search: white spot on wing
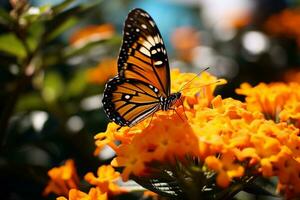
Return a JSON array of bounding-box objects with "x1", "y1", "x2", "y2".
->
[
  {"x1": 125, "y1": 95, "x2": 131, "y2": 99},
  {"x1": 140, "y1": 46, "x2": 151, "y2": 57},
  {"x1": 154, "y1": 60, "x2": 163, "y2": 65},
  {"x1": 149, "y1": 21, "x2": 155, "y2": 27},
  {"x1": 147, "y1": 36, "x2": 155, "y2": 45},
  {"x1": 141, "y1": 24, "x2": 147, "y2": 29},
  {"x1": 154, "y1": 36, "x2": 160, "y2": 44},
  {"x1": 151, "y1": 49, "x2": 157, "y2": 54},
  {"x1": 143, "y1": 40, "x2": 152, "y2": 49}
]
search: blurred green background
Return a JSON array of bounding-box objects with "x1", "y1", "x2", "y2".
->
[{"x1": 0, "y1": 0, "x2": 300, "y2": 199}]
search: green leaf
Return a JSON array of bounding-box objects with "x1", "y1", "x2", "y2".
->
[
  {"x1": 0, "y1": 34, "x2": 26, "y2": 58},
  {"x1": 16, "y1": 93, "x2": 45, "y2": 112},
  {"x1": 46, "y1": 16, "x2": 78, "y2": 41},
  {"x1": 42, "y1": 71, "x2": 65, "y2": 103},
  {"x1": 26, "y1": 22, "x2": 45, "y2": 52},
  {"x1": 66, "y1": 69, "x2": 87, "y2": 98},
  {"x1": 21, "y1": 5, "x2": 52, "y2": 23},
  {"x1": 44, "y1": 0, "x2": 102, "y2": 42},
  {"x1": 51, "y1": 0, "x2": 76, "y2": 14}
]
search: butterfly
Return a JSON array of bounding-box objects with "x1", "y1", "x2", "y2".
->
[{"x1": 102, "y1": 8, "x2": 181, "y2": 128}]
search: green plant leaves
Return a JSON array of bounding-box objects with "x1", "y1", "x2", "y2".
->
[
  {"x1": 42, "y1": 71, "x2": 65, "y2": 103},
  {"x1": 46, "y1": 16, "x2": 78, "y2": 42},
  {"x1": 51, "y1": 0, "x2": 76, "y2": 14},
  {"x1": 0, "y1": 34, "x2": 27, "y2": 58},
  {"x1": 66, "y1": 69, "x2": 88, "y2": 98}
]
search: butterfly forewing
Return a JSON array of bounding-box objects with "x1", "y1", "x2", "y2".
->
[
  {"x1": 102, "y1": 8, "x2": 174, "y2": 127},
  {"x1": 118, "y1": 8, "x2": 170, "y2": 96},
  {"x1": 103, "y1": 76, "x2": 160, "y2": 127}
]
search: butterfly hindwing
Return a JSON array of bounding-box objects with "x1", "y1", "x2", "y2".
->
[
  {"x1": 103, "y1": 76, "x2": 161, "y2": 127},
  {"x1": 118, "y1": 8, "x2": 170, "y2": 97}
]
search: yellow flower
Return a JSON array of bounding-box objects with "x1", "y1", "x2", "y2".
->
[
  {"x1": 97, "y1": 70, "x2": 300, "y2": 197},
  {"x1": 111, "y1": 111, "x2": 199, "y2": 180},
  {"x1": 97, "y1": 71, "x2": 247, "y2": 183},
  {"x1": 57, "y1": 188, "x2": 107, "y2": 200},
  {"x1": 43, "y1": 159, "x2": 79, "y2": 197},
  {"x1": 205, "y1": 151, "x2": 244, "y2": 188},
  {"x1": 279, "y1": 101, "x2": 300, "y2": 128},
  {"x1": 84, "y1": 165, "x2": 123, "y2": 195},
  {"x1": 170, "y1": 69, "x2": 226, "y2": 109},
  {"x1": 236, "y1": 82, "x2": 300, "y2": 121}
]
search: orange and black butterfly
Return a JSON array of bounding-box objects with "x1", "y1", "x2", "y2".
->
[{"x1": 102, "y1": 8, "x2": 181, "y2": 127}]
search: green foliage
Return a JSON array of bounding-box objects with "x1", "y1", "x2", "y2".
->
[
  {"x1": 66, "y1": 69, "x2": 88, "y2": 98},
  {"x1": 42, "y1": 71, "x2": 65, "y2": 103},
  {"x1": 0, "y1": 0, "x2": 116, "y2": 199},
  {"x1": 0, "y1": 33, "x2": 27, "y2": 58}
]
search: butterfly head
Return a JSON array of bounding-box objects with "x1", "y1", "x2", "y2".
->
[{"x1": 169, "y1": 92, "x2": 182, "y2": 107}]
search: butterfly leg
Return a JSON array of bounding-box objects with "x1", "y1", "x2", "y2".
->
[
  {"x1": 145, "y1": 112, "x2": 156, "y2": 129},
  {"x1": 179, "y1": 98, "x2": 188, "y2": 120},
  {"x1": 169, "y1": 107, "x2": 185, "y2": 122}
]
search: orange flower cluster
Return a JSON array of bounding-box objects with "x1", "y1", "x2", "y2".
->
[
  {"x1": 236, "y1": 82, "x2": 300, "y2": 127},
  {"x1": 96, "y1": 70, "x2": 300, "y2": 198},
  {"x1": 86, "y1": 58, "x2": 117, "y2": 85},
  {"x1": 57, "y1": 188, "x2": 107, "y2": 200},
  {"x1": 94, "y1": 70, "x2": 226, "y2": 156},
  {"x1": 44, "y1": 160, "x2": 123, "y2": 200},
  {"x1": 84, "y1": 165, "x2": 122, "y2": 195},
  {"x1": 43, "y1": 159, "x2": 79, "y2": 197},
  {"x1": 69, "y1": 24, "x2": 115, "y2": 48},
  {"x1": 170, "y1": 69, "x2": 227, "y2": 108},
  {"x1": 265, "y1": 8, "x2": 300, "y2": 46},
  {"x1": 236, "y1": 81, "x2": 300, "y2": 198}
]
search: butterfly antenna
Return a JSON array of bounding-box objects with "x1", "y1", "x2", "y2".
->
[
  {"x1": 178, "y1": 67, "x2": 210, "y2": 92},
  {"x1": 180, "y1": 80, "x2": 222, "y2": 91}
]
